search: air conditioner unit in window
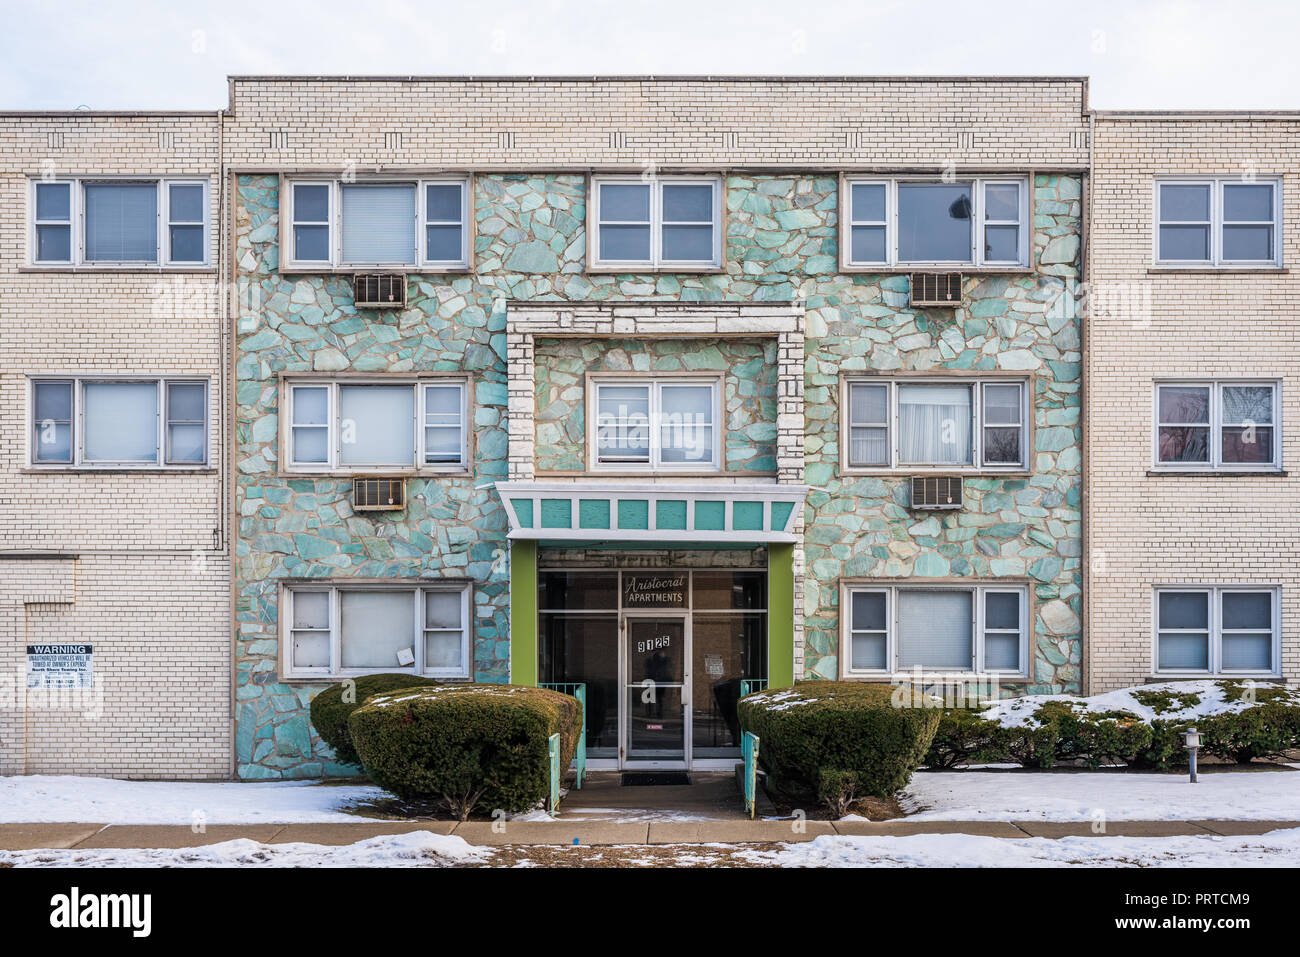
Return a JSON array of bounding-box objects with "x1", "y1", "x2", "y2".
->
[
  {"x1": 911, "y1": 475, "x2": 963, "y2": 510},
  {"x1": 353, "y1": 273, "x2": 407, "y2": 309},
  {"x1": 909, "y1": 272, "x2": 963, "y2": 308},
  {"x1": 353, "y1": 477, "x2": 406, "y2": 511}
]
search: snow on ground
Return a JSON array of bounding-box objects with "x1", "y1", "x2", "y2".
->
[
  {"x1": 4, "y1": 829, "x2": 1299, "y2": 868},
  {"x1": 0, "y1": 831, "x2": 489, "y2": 868},
  {"x1": 902, "y1": 767, "x2": 1300, "y2": 822},
  {"x1": 980, "y1": 679, "x2": 1299, "y2": 728},
  {"x1": 0, "y1": 775, "x2": 390, "y2": 825},
  {"x1": 4, "y1": 765, "x2": 1298, "y2": 827},
  {"x1": 740, "y1": 829, "x2": 1300, "y2": 868}
]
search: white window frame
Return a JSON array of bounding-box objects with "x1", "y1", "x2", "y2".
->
[
  {"x1": 1154, "y1": 177, "x2": 1283, "y2": 267},
  {"x1": 842, "y1": 176, "x2": 1031, "y2": 269},
  {"x1": 842, "y1": 377, "x2": 1030, "y2": 472},
  {"x1": 285, "y1": 378, "x2": 469, "y2": 473},
  {"x1": 842, "y1": 583, "x2": 1030, "y2": 678},
  {"x1": 1152, "y1": 586, "x2": 1280, "y2": 678},
  {"x1": 282, "y1": 176, "x2": 471, "y2": 270},
  {"x1": 589, "y1": 377, "x2": 722, "y2": 472},
  {"x1": 27, "y1": 375, "x2": 209, "y2": 469},
  {"x1": 1152, "y1": 380, "x2": 1280, "y2": 472},
  {"x1": 591, "y1": 175, "x2": 723, "y2": 269},
  {"x1": 27, "y1": 176, "x2": 210, "y2": 267},
  {"x1": 283, "y1": 583, "x2": 472, "y2": 680}
]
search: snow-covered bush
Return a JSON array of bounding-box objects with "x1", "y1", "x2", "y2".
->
[
  {"x1": 309, "y1": 673, "x2": 439, "y2": 767},
  {"x1": 738, "y1": 681, "x2": 942, "y2": 814},
  {"x1": 925, "y1": 680, "x2": 1300, "y2": 769},
  {"x1": 347, "y1": 684, "x2": 582, "y2": 819}
]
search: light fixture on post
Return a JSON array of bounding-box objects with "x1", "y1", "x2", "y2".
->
[{"x1": 1185, "y1": 727, "x2": 1202, "y2": 783}]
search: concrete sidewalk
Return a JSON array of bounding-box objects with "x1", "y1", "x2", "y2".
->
[{"x1": 3, "y1": 818, "x2": 1298, "y2": 850}]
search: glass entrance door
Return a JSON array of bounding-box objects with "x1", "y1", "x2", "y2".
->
[{"x1": 622, "y1": 616, "x2": 687, "y2": 766}]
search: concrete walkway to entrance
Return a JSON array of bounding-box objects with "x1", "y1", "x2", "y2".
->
[{"x1": 2, "y1": 818, "x2": 1297, "y2": 850}]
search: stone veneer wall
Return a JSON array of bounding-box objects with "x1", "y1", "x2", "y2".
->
[
  {"x1": 233, "y1": 170, "x2": 1082, "y2": 777},
  {"x1": 533, "y1": 337, "x2": 778, "y2": 474}
]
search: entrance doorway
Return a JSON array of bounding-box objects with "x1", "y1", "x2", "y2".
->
[
  {"x1": 623, "y1": 615, "x2": 687, "y2": 766},
  {"x1": 538, "y1": 567, "x2": 767, "y2": 770}
]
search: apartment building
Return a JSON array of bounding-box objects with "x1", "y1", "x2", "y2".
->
[
  {"x1": 226, "y1": 77, "x2": 1085, "y2": 777},
  {"x1": 24, "y1": 75, "x2": 1295, "y2": 780},
  {"x1": 0, "y1": 111, "x2": 230, "y2": 777},
  {"x1": 1087, "y1": 112, "x2": 1300, "y2": 691}
]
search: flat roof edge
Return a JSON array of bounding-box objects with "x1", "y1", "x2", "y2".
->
[
  {"x1": 1094, "y1": 110, "x2": 1300, "y2": 120},
  {"x1": 226, "y1": 73, "x2": 1091, "y2": 84}
]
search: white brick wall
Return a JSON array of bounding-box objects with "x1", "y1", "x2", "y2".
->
[
  {"x1": 0, "y1": 112, "x2": 230, "y2": 777},
  {"x1": 1088, "y1": 115, "x2": 1300, "y2": 691}
]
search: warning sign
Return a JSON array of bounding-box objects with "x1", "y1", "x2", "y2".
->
[{"x1": 26, "y1": 644, "x2": 94, "y2": 690}]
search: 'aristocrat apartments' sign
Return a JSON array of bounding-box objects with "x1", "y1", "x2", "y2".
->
[
  {"x1": 622, "y1": 574, "x2": 687, "y2": 608},
  {"x1": 26, "y1": 644, "x2": 94, "y2": 690}
]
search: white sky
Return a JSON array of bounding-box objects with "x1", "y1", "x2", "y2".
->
[{"x1": 0, "y1": 0, "x2": 1295, "y2": 111}]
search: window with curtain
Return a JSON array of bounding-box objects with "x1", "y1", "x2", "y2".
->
[
  {"x1": 286, "y1": 586, "x2": 469, "y2": 678},
  {"x1": 338, "y1": 384, "x2": 415, "y2": 466},
  {"x1": 341, "y1": 184, "x2": 417, "y2": 264},
  {"x1": 846, "y1": 378, "x2": 1027, "y2": 470},
  {"x1": 593, "y1": 379, "x2": 718, "y2": 469},
  {"x1": 898, "y1": 383, "x2": 973, "y2": 466},
  {"x1": 84, "y1": 182, "x2": 158, "y2": 262},
  {"x1": 1155, "y1": 381, "x2": 1278, "y2": 470},
  {"x1": 844, "y1": 585, "x2": 1027, "y2": 675},
  {"x1": 1156, "y1": 587, "x2": 1277, "y2": 675},
  {"x1": 898, "y1": 590, "x2": 974, "y2": 670},
  {"x1": 30, "y1": 377, "x2": 208, "y2": 468},
  {"x1": 848, "y1": 382, "x2": 889, "y2": 467},
  {"x1": 284, "y1": 177, "x2": 470, "y2": 268},
  {"x1": 286, "y1": 379, "x2": 469, "y2": 471},
  {"x1": 31, "y1": 177, "x2": 207, "y2": 266}
]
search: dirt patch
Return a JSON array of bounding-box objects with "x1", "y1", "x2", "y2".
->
[
  {"x1": 762, "y1": 788, "x2": 905, "y2": 821},
  {"x1": 479, "y1": 843, "x2": 781, "y2": 868}
]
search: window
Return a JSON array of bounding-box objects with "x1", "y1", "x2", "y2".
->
[
  {"x1": 1155, "y1": 587, "x2": 1278, "y2": 675},
  {"x1": 845, "y1": 584, "x2": 1029, "y2": 676},
  {"x1": 284, "y1": 177, "x2": 470, "y2": 269},
  {"x1": 844, "y1": 378, "x2": 1029, "y2": 471},
  {"x1": 592, "y1": 176, "x2": 722, "y2": 268},
  {"x1": 29, "y1": 177, "x2": 209, "y2": 266},
  {"x1": 592, "y1": 379, "x2": 719, "y2": 470},
  {"x1": 1154, "y1": 381, "x2": 1278, "y2": 470},
  {"x1": 844, "y1": 177, "x2": 1030, "y2": 267},
  {"x1": 285, "y1": 584, "x2": 471, "y2": 679},
  {"x1": 29, "y1": 377, "x2": 208, "y2": 468},
  {"x1": 286, "y1": 379, "x2": 468, "y2": 471},
  {"x1": 1156, "y1": 178, "x2": 1281, "y2": 266}
]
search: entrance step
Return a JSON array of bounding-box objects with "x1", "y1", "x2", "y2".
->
[{"x1": 621, "y1": 772, "x2": 691, "y2": 786}]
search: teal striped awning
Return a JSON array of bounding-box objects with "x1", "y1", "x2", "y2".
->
[{"x1": 495, "y1": 481, "x2": 807, "y2": 543}]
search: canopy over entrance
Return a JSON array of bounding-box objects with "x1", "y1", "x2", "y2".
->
[{"x1": 495, "y1": 481, "x2": 808, "y2": 544}]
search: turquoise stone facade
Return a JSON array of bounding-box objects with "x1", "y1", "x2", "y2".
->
[
  {"x1": 533, "y1": 336, "x2": 778, "y2": 474},
  {"x1": 233, "y1": 171, "x2": 1082, "y2": 778}
]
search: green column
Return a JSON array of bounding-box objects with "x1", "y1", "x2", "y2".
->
[
  {"x1": 509, "y1": 540, "x2": 539, "y2": 686},
  {"x1": 768, "y1": 542, "x2": 795, "y2": 688}
]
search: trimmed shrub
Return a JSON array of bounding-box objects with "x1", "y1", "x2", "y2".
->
[
  {"x1": 1202, "y1": 703, "x2": 1300, "y2": 763},
  {"x1": 738, "y1": 681, "x2": 941, "y2": 813},
  {"x1": 1048, "y1": 707, "x2": 1153, "y2": 769},
  {"x1": 924, "y1": 708, "x2": 1002, "y2": 768},
  {"x1": 348, "y1": 684, "x2": 582, "y2": 820},
  {"x1": 993, "y1": 719, "x2": 1061, "y2": 768},
  {"x1": 309, "y1": 673, "x2": 440, "y2": 767}
]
